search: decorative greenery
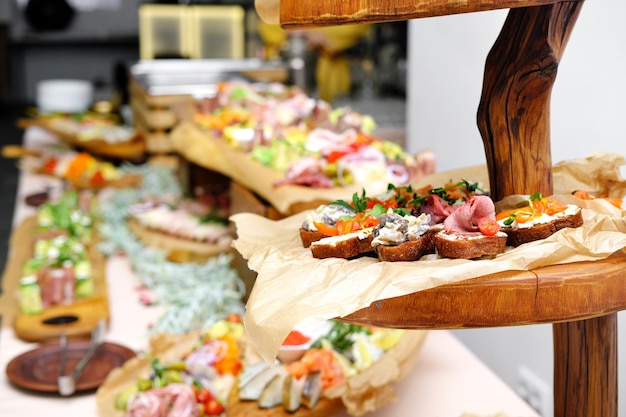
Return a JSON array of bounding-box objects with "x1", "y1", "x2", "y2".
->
[{"x1": 97, "y1": 164, "x2": 246, "y2": 334}]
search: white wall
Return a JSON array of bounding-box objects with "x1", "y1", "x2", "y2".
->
[{"x1": 406, "y1": 1, "x2": 626, "y2": 415}]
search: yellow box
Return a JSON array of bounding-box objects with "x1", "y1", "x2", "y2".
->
[
  {"x1": 139, "y1": 5, "x2": 192, "y2": 60},
  {"x1": 190, "y1": 6, "x2": 245, "y2": 59},
  {"x1": 139, "y1": 5, "x2": 245, "y2": 60}
]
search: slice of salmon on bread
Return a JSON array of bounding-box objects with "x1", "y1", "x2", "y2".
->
[
  {"x1": 310, "y1": 227, "x2": 376, "y2": 259},
  {"x1": 496, "y1": 194, "x2": 583, "y2": 247}
]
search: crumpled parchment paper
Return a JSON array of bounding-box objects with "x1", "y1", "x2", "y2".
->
[{"x1": 232, "y1": 152, "x2": 626, "y2": 362}]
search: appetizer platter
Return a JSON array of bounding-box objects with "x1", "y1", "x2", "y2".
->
[
  {"x1": 301, "y1": 184, "x2": 592, "y2": 261},
  {"x1": 0, "y1": 190, "x2": 109, "y2": 341},
  {"x1": 127, "y1": 197, "x2": 233, "y2": 264},
  {"x1": 96, "y1": 315, "x2": 427, "y2": 417},
  {"x1": 18, "y1": 111, "x2": 146, "y2": 160},
  {"x1": 3, "y1": 146, "x2": 143, "y2": 190},
  {"x1": 171, "y1": 80, "x2": 434, "y2": 216},
  {"x1": 231, "y1": 154, "x2": 626, "y2": 361}
]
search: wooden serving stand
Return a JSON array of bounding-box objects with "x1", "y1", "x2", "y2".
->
[{"x1": 259, "y1": 1, "x2": 624, "y2": 416}]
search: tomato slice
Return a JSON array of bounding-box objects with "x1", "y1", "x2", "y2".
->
[
  {"x1": 477, "y1": 218, "x2": 500, "y2": 236},
  {"x1": 326, "y1": 150, "x2": 349, "y2": 163}
]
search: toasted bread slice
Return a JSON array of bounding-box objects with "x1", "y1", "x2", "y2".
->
[
  {"x1": 434, "y1": 231, "x2": 507, "y2": 259},
  {"x1": 299, "y1": 228, "x2": 326, "y2": 248},
  {"x1": 502, "y1": 207, "x2": 583, "y2": 247},
  {"x1": 310, "y1": 228, "x2": 375, "y2": 259},
  {"x1": 375, "y1": 232, "x2": 435, "y2": 262}
]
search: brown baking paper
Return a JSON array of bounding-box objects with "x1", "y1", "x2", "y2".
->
[
  {"x1": 170, "y1": 121, "x2": 421, "y2": 215},
  {"x1": 231, "y1": 153, "x2": 626, "y2": 362},
  {"x1": 95, "y1": 329, "x2": 427, "y2": 417}
]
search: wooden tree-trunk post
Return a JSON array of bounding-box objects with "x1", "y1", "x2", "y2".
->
[
  {"x1": 478, "y1": 3, "x2": 618, "y2": 417},
  {"x1": 477, "y1": 2, "x2": 583, "y2": 200}
]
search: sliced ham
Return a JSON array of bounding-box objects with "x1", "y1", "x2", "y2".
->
[
  {"x1": 418, "y1": 194, "x2": 456, "y2": 225},
  {"x1": 126, "y1": 383, "x2": 197, "y2": 417},
  {"x1": 275, "y1": 156, "x2": 335, "y2": 188},
  {"x1": 443, "y1": 195, "x2": 497, "y2": 234}
]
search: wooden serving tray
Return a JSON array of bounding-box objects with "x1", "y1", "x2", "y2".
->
[
  {"x1": 18, "y1": 118, "x2": 146, "y2": 161},
  {"x1": 128, "y1": 217, "x2": 233, "y2": 264},
  {"x1": 96, "y1": 329, "x2": 427, "y2": 417},
  {"x1": 0, "y1": 216, "x2": 109, "y2": 342}
]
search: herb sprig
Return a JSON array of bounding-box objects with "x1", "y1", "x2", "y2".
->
[
  {"x1": 410, "y1": 179, "x2": 484, "y2": 208},
  {"x1": 311, "y1": 320, "x2": 371, "y2": 355}
]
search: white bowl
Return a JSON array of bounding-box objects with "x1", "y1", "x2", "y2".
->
[
  {"x1": 277, "y1": 341, "x2": 312, "y2": 364},
  {"x1": 37, "y1": 79, "x2": 94, "y2": 114}
]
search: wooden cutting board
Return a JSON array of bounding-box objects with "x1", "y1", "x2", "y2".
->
[{"x1": 0, "y1": 216, "x2": 109, "y2": 342}]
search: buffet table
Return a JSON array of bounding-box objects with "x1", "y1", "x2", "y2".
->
[{"x1": 0, "y1": 127, "x2": 541, "y2": 416}]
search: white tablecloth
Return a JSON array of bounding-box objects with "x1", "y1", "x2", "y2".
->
[{"x1": 0, "y1": 128, "x2": 540, "y2": 417}]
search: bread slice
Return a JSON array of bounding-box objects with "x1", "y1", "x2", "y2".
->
[
  {"x1": 310, "y1": 228, "x2": 375, "y2": 259},
  {"x1": 502, "y1": 208, "x2": 583, "y2": 247},
  {"x1": 375, "y1": 232, "x2": 435, "y2": 262},
  {"x1": 434, "y1": 231, "x2": 507, "y2": 259},
  {"x1": 299, "y1": 228, "x2": 326, "y2": 248}
]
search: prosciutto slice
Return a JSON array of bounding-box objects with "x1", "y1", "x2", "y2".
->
[{"x1": 443, "y1": 195, "x2": 496, "y2": 234}]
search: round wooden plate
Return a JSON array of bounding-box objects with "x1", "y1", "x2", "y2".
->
[{"x1": 6, "y1": 340, "x2": 136, "y2": 394}]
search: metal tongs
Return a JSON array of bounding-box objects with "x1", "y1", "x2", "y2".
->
[{"x1": 58, "y1": 319, "x2": 106, "y2": 396}]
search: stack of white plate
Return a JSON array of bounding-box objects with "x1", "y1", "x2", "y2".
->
[{"x1": 36, "y1": 79, "x2": 94, "y2": 114}]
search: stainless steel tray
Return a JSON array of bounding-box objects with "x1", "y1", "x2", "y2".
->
[{"x1": 130, "y1": 59, "x2": 288, "y2": 97}]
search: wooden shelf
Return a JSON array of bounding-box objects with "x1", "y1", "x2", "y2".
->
[
  {"x1": 272, "y1": 0, "x2": 570, "y2": 28},
  {"x1": 343, "y1": 249, "x2": 626, "y2": 329}
]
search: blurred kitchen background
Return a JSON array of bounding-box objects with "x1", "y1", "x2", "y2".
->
[
  {"x1": 0, "y1": 1, "x2": 407, "y2": 113},
  {"x1": 0, "y1": 1, "x2": 624, "y2": 416}
]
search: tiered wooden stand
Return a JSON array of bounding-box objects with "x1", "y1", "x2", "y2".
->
[{"x1": 258, "y1": 1, "x2": 624, "y2": 416}]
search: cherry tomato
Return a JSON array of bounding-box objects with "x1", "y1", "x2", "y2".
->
[
  {"x1": 204, "y1": 399, "x2": 225, "y2": 415},
  {"x1": 196, "y1": 388, "x2": 213, "y2": 404},
  {"x1": 90, "y1": 170, "x2": 105, "y2": 184},
  {"x1": 43, "y1": 157, "x2": 58, "y2": 174},
  {"x1": 477, "y1": 218, "x2": 500, "y2": 236},
  {"x1": 225, "y1": 313, "x2": 242, "y2": 323}
]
